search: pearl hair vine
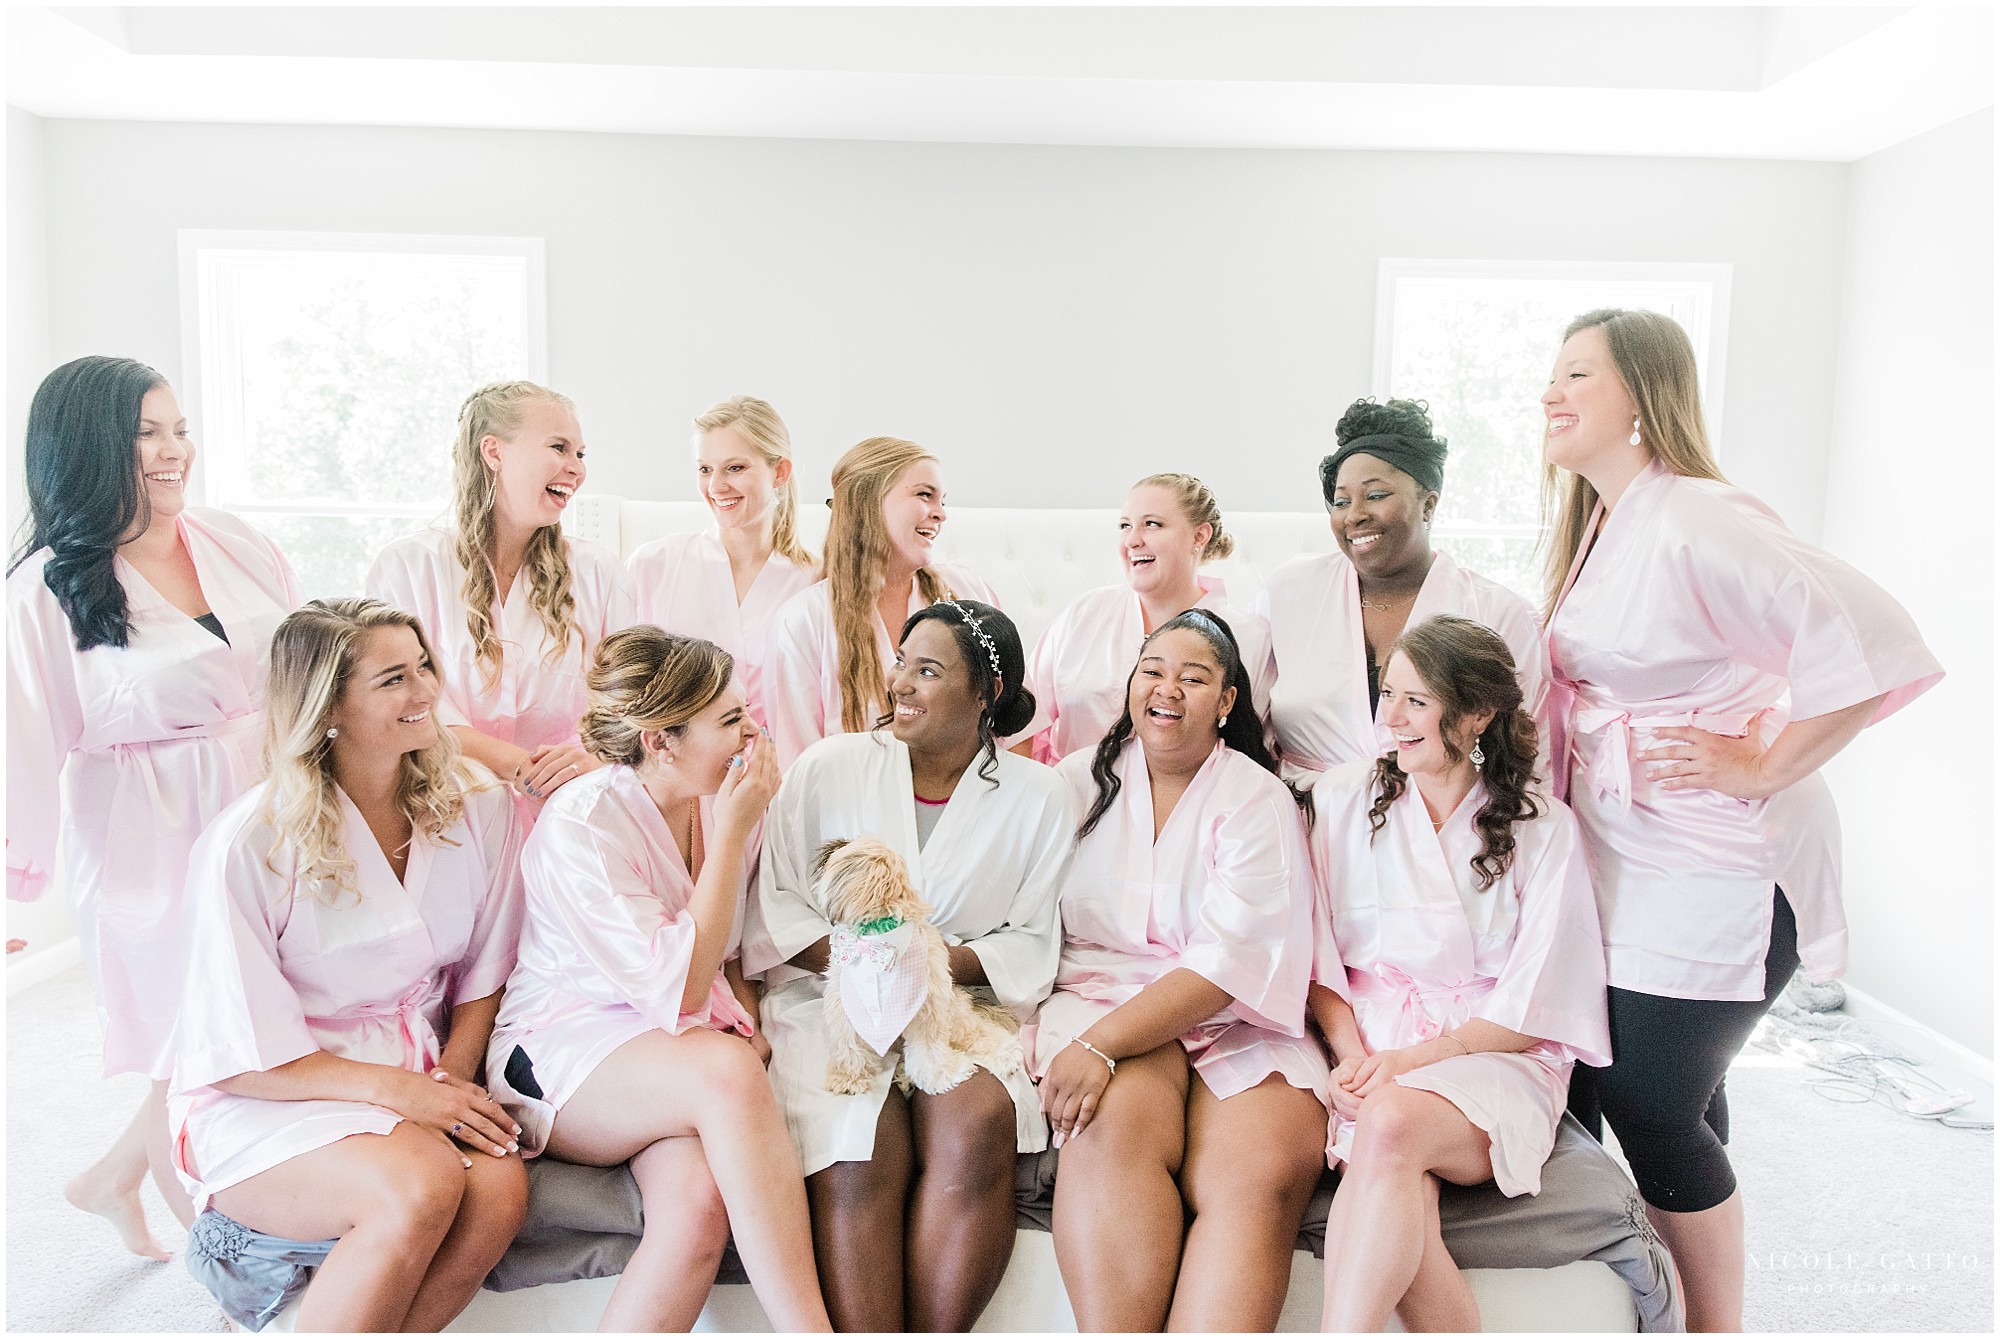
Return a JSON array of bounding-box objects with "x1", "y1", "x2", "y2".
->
[{"x1": 934, "y1": 599, "x2": 1003, "y2": 677}]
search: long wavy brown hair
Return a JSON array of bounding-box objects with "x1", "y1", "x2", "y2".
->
[
  {"x1": 259, "y1": 599, "x2": 481, "y2": 902},
  {"x1": 825, "y1": 437, "x2": 956, "y2": 733},
  {"x1": 1367, "y1": 614, "x2": 1542, "y2": 891},
  {"x1": 1541, "y1": 308, "x2": 1725, "y2": 618},
  {"x1": 450, "y1": 380, "x2": 580, "y2": 688}
]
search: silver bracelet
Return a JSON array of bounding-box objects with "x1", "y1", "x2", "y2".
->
[
  {"x1": 1069, "y1": 1037, "x2": 1116, "y2": 1075},
  {"x1": 1439, "y1": 1033, "x2": 1469, "y2": 1057}
]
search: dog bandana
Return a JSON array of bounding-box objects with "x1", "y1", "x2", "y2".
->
[{"x1": 831, "y1": 921, "x2": 929, "y2": 1056}]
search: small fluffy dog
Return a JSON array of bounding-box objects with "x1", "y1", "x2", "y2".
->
[{"x1": 816, "y1": 837, "x2": 1023, "y2": 1096}]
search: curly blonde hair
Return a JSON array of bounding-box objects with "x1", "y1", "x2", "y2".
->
[
  {"x1": 825, "y1": 437, "x2": 957, "y2": 733},
  {"x1": 1131, "y1": 471, "x2": 1235, "y2": 562},
  {"x1": 451, "y1": 380, "x2": 581, "y2": 688},
  {"x1": 578, "y1": 627, "x2": 737, "y2": 767},
  {"x1": 259, "y1": 599, "x2": 481, "y2": 902},
  {"x1": 693, "y1": 396, "x2": 818, "y2": 574}
]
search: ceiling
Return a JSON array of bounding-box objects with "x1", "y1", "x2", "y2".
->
[{"x1": 5, "y1": 4, "x2": 1992, "y2": 161}]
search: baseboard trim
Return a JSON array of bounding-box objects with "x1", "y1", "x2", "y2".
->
[
  {"x1": 1838, "y1": 982, "x2": 1994, "y2": 1085},
  {"x1": 6, "y1": 937, "x2": 81, "y2": 997}
]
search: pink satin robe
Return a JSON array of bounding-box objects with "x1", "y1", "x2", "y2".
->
[
  {"x1": 1255, "y1": 549, "x2": 1548, "y2": 784},
  {"x1": 1022, "y1": 578, "x2": 1276, "y2": 763},
  {"x1": 1546, "y1": 462, "x2": 1942, "y2": 1000},
  {"x1": 486, "y1": 765, "x2": 756, "y2": 1156},
  {"x1": 1309, "y1": 765, "x2": 1610, "y2": 1196},
  {"x1": 765, "y1": 563, "x2": 999, "y2": 768},
  {"x1": 366, "y1": 527, "x2": 635, "y2": 755},
  {"x1": 7, "y1": 508, "x2": 302, "y2": 1078},
  {"x1": 626, "y1": 531, "x2": 815, "y2": 731},
  {"x1": 1028, "y1": 741, "x2": 1321, "y2": 1100},
  {"x1": 169, "y1": 778, "x2": 524, "y2": 1210}
]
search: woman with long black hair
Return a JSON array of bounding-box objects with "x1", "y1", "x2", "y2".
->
[{"x1": 7, "y1": 356, "x2": 302, "y2": 1258}]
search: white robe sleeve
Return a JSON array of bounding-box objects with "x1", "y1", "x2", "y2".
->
[
  {"x1": 174, "y1": 807, "x2": 321, "y2": 1090},
  {"x1": 1474, "y1": 804, "x2": 1612, "y2": 1066},
  {"x1": 742, "y1": 759, "x2": 834, "y2": 976},
  {"x1": 964, "y1": 783, "x2": 1075, "y2": 1018},
  {"x1": 447, "y1": 781, "x2": 527, "y2": 1006},
  {"x1": 5, "y1": 583, "x2": 83, "y2": 902},
  {"x1": 1182, "y1": 788, "x2": 1314, "y2": 1035},
  {"x1": 524, "y1": 806, "x2": 705, "y2": 1037}
]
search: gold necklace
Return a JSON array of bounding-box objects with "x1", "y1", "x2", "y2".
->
[{"x1": 1358, "y1": 590, "x2": 1418, "y2": 611}]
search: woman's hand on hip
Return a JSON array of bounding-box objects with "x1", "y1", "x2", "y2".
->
[{"x1": 1641, "y1": 714, "x2": 1773, "y2": 800}]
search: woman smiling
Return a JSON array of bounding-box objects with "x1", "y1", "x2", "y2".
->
[{"x1": 1257, "y1": 398, "x2": 1546, "y2": 783}]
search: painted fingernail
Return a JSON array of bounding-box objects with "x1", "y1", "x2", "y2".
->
[
  {"x1": 513, "y1": 1125, "x2": 523, "y2": 1136},
  {"x1": 462, "y1": 1157, "x2": 473, "y2": 1168},
  {"x1": 507, "y1": 1141, "x2": 519, "y2": 1152}
]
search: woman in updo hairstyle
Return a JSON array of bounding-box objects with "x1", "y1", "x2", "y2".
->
[
  {"x1": 1021, "y1": 471, "x2": 1275, "y2": 763},
  {"x1": 747, "y1": 599, "x2": 1076, "y2": 1331},
  {"x1": 1256, "y1": 397, "x2": 1547, "y2": 782},
  {"x1": 487, "y1": 626, "x2": 829, "y2": 1331}
]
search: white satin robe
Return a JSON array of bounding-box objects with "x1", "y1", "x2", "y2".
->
[
  {"x1": 1309, "y1": 765, "x2": 1610, "y2": 1196},
  {"x1": 1546, "y1": 461, "x2": 1942, "y2": 1001},
  {"x1": 742, "y1": 731, "x2": 1074, "y2": 1175},
  {"x1": 486, "y1": 765, "x2": 757, "y2": 1156},
  {"x1": 765, "y1": 563, "x2": 999, "y2": 768},
  {"x1": 7, "y1": 508, "x2": 302, "y2": 1078},
  {"x1": 1027, "y1": 741, "x2": 1321, "y2": 1100},
  {"x1": 1022, "y1": 578, "x2": 1276, "y2": 763},
  {"x1": 366, "y1": 528, "x2": 635, "y2": 756},
  {"x1": 169, "y1": 778, "x2": 524, "y2": 1210},
  {"x1": 626, "y1": 531, "x2": 815, "y2": 730},
  {"x1": 1255, "y1": 549, "x2": 1548, "y2": 784}
]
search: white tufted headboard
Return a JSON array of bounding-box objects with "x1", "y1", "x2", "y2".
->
[{"x1": 566, "y1": 495, "x2": 1341, "y2": 649}]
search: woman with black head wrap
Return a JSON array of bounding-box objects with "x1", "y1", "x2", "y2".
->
[{"x1": 1254, "y1": 398, "x2": 1549, "y2": 783}]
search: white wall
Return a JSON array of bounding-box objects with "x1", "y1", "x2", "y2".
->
[
  {"x1": 1820, "y1": 110, "x2": 1994, "y2": 1057},
  {"x1": 34, "y1": 119, "x2": 1850, "y2": 535},
  {"x1": 5, "y1": 104, "x2": 76, "y2": 960}
]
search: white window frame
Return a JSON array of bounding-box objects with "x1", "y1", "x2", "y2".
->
[
  {"x1": 176, "y1": 230, "x2": 548, "y2": 518},
  {"x1": 1369, "y1": 258, "x2": 1731, "y2": 560}
]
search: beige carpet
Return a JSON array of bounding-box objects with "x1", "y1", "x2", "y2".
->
[{"x1": 7, "y1": 962, "x2": 1993, "y2": 1332}]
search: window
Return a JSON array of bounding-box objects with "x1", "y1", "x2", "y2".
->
[
  {"x1": 179, "y1": 231, "x2": 546, "y2": 599},
  {"x1": 1373, "y1": 259, "x2": 1730, "y2": 600}
]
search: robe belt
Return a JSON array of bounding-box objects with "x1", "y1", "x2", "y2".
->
[
  {"x1": 96, "y1": 713, "x2": 266, "y2": 825},
  {"x1": 1352, "y1": 965, "x2": 1497, "y2": 1042},
  {"x1": 320, "y1": 979, "x2": 441, "y2": 1074},
  {"x1": 1547, "y1": 676, "x2": 1756, "y2": 811}
]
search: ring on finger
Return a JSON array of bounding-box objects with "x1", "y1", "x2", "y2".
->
[{"x1": 452, "y1": 1122, "x2": 463, "y2": 1135}]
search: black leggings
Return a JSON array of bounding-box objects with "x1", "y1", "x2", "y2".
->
[{"x1": 1566, "y1": 888, "x2": 1800, "y2": 1214}]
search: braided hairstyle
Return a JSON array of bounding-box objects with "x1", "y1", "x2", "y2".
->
[
  {"x1": 10, "y1": 356, "x2": 167, "y2": 650},
  {"x1": 1366, "y1": 614, "x2": 1542, "y2": 890},
  {"x1": 1077, "y1": 608, "x2": 1301, "y2": 839},
  {"x1": 884, "y1": 599, "x2": 1035, "y2": 787}
]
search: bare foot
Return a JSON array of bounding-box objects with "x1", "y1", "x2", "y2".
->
[{"x1": 65, "y1": 1172, "x2": 171, "y2": 1261}]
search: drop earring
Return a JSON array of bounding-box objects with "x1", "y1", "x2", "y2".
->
[
  {"x1": 483, "y1": 471, "x2": 497, "y2": 512},
  {"x1": 1629, "y1": 417, "x2": 1643, "y2": 448},
  {"x1": 1469, "y1": 741, "x2": 1485, "y2": 769}
]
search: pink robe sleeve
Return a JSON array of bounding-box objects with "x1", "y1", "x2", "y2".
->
[
  {"x1": 1181, "y1": 787, "x2": 1315, "y2": 1035},
  {"x1": 765, "y1": 594, "x2": 828, "y2": 769},
  {"x1": 447, "y1": 782, "x2": 526, "y2": 1005},
  {"x1": 5, "y1": 583, "x2": 84, "y2": 902},
  {"x1": 1676, "y1": 487, "x2": 1943, "y2": 723},
  {"x1": 173, "y1": 807, "x2": 321, "y2": 1090},
  {"x1": 1474, "y1": 805, "x2": 1612, "y2": 1067},
  {"x1": 525, "y1": 806, "x2": 704, "y2": 1037}
]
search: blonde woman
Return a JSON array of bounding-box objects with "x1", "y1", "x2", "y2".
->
[
  {"x1": 765, "y1": 436, "x2": 998, "y2": 767},
  {"x1": 1540, "y1": 309, "x2": 1940, "y2": 1330},
  {"x1": 168, "y1": 599, "x2": 527, "y2": 1332},
  {"x1": 369, "y1": 381, "x2": 633, "y2": 812},
  {"x1": 626, "y1": 396, "x2": 817, "y2": 729},
  {"x1": 1022, "y1": 472, "x2": 1274, "y2": 762},
  {"x1": 486, "y1": 628, "x2": 830, "y2": 1332}
]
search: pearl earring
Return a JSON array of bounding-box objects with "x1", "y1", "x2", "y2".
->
[
  {"x1": 1218, "y1": 716, "x2": 1229, "y2": 730},
  {"x1": 1629, "y1": 417, "x2": 1643, "y2": 448},
  {"x1": 1469, "y1": 741, "x2": 1485, "y2": 769},
  {"x1": 325, "y1": 727, "x2": 339, "y2": 740}
]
